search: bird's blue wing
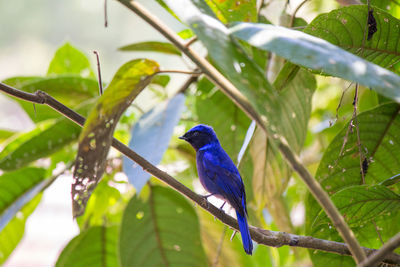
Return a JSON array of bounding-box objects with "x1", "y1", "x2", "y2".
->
[{"x1": 201, "y1": 148, "x2": 246, "y2": 215}]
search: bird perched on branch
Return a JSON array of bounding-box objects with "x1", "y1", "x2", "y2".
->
[{"x1": 179, "y1": 124, "x2": 253, "y2": 255}]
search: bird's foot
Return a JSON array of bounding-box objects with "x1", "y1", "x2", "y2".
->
[{"x1": 201, "y1": 194, "x2": 211, "y2": 209}]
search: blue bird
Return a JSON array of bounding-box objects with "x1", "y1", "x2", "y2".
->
[{"x1": 179, "y1": 124, "x2": 253, "y2": 255}]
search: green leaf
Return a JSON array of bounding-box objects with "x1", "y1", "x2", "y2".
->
[
  {"x1": 380, "y1": 173, "x2": 400, "y2": 186},
  {"x1": 16, "y1": 76, "x2": 98, "y2": 122},
  {"x1": 361, "y1": 0, "x2": 400, "y2": 20},
  {"x1": 0, "y1": 118, "x2": 81, "y2": 171},
  {"x1": 178, "y1": 29, "x2": 195, "y2": 39},
  {"x1": 0, "y1": 129, "x2": 15, "y2": 142},
  {"x1": 303, "y1": 5, "x2": 400, "y2": 69},
  {"x1": 229, "y1": 22, "x2": 400, "y2": 103},
  {"x1": 76, "y1": 177, "x2": 124, "y2": 229},
  {"x1": 47, "y1": 43, "x2": 95, "y2": 78},
  {"x1": 119, "y1": 186, "x2": 208, "y2": 267},
  {"x1": 313, "y1": 185, "x2": 400, "y2": 227},
  {"x1": 2, "y1": 76, "x2": 42, "y2": 88},
  {"x1": 119, "y1": 41, "x2": 182, "y2": 56},
  {"x1": 72, "y1": 59, "x2": 159, "y2": 218},
  {"x1": 0, "y1": 168, "x2": 46, "y2": 231},
  {"x1": 56, "y1": 225, "x2": 119, "y2": 267},
  {"x1": 151, "y1": 75, "x2": 170, "y2": 87},
  {"x1": 195, "y1": 77, "x2": 251, "y2": 161},
  {"x1": 0, "y1": 194, "x2": 41, "y2": 265},
  {"x1": 205, "y1": 0, "x2": 258, "y2": 23},
  {"x1": 306, "y1": 103, "x2": 400, "y2": 266}
]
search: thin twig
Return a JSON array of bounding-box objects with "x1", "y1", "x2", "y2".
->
[
  {"x1": 212, "y1": 226, "x2": 227, "y2": 267},
  {"x1": 157, "y1": 69, "x2": 202, "y2": 75},
  {"x1": 185, "y1": 36, "x2": 198, "y2": 48},
  {"x1": 289, "y1": 0, "x2": 310, "y2": 27},
  {"x1": 0, "y1": 82, "x2": 399, "y2": 264},
  {"x1": 335, "y1": 82, "x2": 353, "y2": 125},
  {"x1": 352, "y1": 84, "x2": 365, "y2": 183},
  {"x1": 115, "y1": 1, "x2": 367, "y2": 262},
  {"x1": 176, "y1": 72, "x2": 199, "y2": 94},
  {"x1": 93, "y1": 51, "x2": 103, "y2": 95},
  {"x1": 358, "y1": 232, "x2": 400, "y2": 267},
  {"x1": 104, "y1": 0, "x2": 108, "y2": 27}
]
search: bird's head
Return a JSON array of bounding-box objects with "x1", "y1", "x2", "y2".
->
[{"x1": 179, "y1": 124, "x2": 219, "y2": 150}]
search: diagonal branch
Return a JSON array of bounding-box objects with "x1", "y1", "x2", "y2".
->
[
  {"x1": 358, "y1": 232, "x2": 400, "y2": 267},
  {"x1": 114, "y1": 0, "x2": 367, "y2": 262},
  {"x1": 0, "y1": 82, "x2": 398, "y2": 264}
]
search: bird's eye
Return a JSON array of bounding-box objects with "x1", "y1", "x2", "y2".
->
[{"x1": 193, "y1": 131, "x2": 199, "y2": 136}]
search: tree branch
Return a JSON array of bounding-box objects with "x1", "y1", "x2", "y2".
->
[
  {"x1": 358, "y1": 232, "x2": 400, "y2": 267},
  {"x1": 0, "y1": 81, "x2": 398, "y2": 265},
  {"x1": 115, "y1": 0, "x2": 367, "y2": 262}
]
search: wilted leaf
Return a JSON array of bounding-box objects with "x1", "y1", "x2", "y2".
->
[
  {"x1": 123, "y1": 93, "x2": 185, "y2": 193},
  {"x1": 56, "y1": 226, "x2": 119, "y2": 267},
  {"x1": 119, "y1": 186, "x2": 208, "y2": 267},
  {"x1": 72, "y1": 59, "x2": 159, "y2": 218}
]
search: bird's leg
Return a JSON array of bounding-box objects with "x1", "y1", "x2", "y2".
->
[{"x1": 219, "y1": 201, "x2": 226, "y2": 211}]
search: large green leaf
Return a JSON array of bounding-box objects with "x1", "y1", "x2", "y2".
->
[
  {"x1": 55, "y1": 226, "x2": 119, "y2": 267},
  {"x1": 303, "y1": 5, "x2": 400, "y2": 69},
  {"x1": 47, "y1": 43, "x2": 95, "y2": 78},
  {"x1": 0, "y1": 168, "x2": 46, "y2": 231},
  {"x1": 119, "y1": 41, "x2": 182, "y2": 56},
  {"x1": 361, "y1": 0, "x2": 400, "y2": 20},
  {"x1": 306, "y1": 103, "x2": 400, "y2": 266},
  {"x1": 119, "y1": 186, "x2": 208, "y2": 267},
  {"x1": 313, "y1": 185, "x2": 400, "y2": 227},
  {"x1": 72, "y1": 59, "x2": 159, "y2": 218},
  {"x1": 0, "y1": 194, "x2": 41, "y2": 265},
  {"x1": 229, "y1": 22, "x2": 400, "y2": 103},
  {"x1": 195, "y1": 77, "x2": 251, "y2": 161},
  {"x1": 0, "y1": 118, "x2": 81, "y2": 171}
]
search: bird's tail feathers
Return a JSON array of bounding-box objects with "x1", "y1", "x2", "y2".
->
[{"x1": 236, "y1": 210, "x2": 253, "y2": 255}]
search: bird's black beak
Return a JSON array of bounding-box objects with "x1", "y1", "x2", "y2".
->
[{"x1": 179, "y1": 135, "x2": 186, "y2": 140}]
